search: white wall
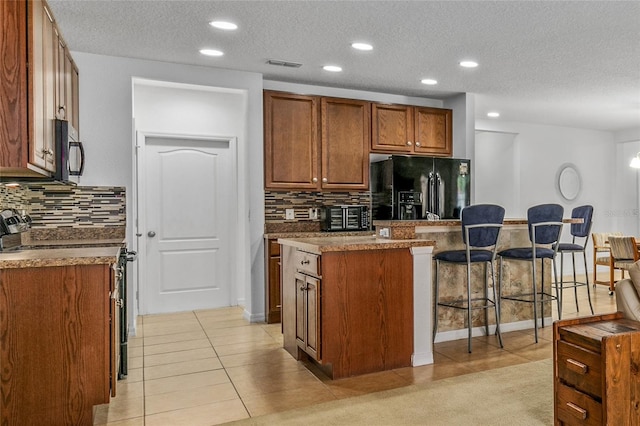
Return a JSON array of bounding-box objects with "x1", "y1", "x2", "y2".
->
[
  {"x1": 613, "y1": 128, "x2": 640, "y2": 236},
  {"x1": 475, "y1": 119, "x2": 617, "y2": 275},
  {"x1": 72, "y1": 52, "x2": 265, "y2": 331}
]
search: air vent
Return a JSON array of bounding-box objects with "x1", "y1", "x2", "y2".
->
[{"x1": 266, "y1": 59, "x2": 302, "y2": 68}]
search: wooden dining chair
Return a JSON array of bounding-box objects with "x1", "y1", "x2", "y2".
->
[
  {"x1": 608, "y1": 236, "x2": 640, "y2": 294},
  {"x1": 592, "y1": 232, "x2": 624, "y2": 294}
]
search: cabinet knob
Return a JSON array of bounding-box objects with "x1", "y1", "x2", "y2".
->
[
  {"x1": 406, "y1": 141, "x2": 412, "y2": 146},
  {"x1": 312, "y1": 177, "x2": 318, "y2": 183},
  {"x1": 322, "y1": 177, "x2": 328, "y2": 183},
  {"x1": 415, "y1": 141, "x2": 421, "y2": 147}
]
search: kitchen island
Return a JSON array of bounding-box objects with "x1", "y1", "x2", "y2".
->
[{"x1": 278, "y1": 235, "x2": 435, "y2": 379}]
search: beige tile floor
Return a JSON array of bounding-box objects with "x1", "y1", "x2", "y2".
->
[{"x1": 93, "y1": 274, "x2": 618, "y2": 425}]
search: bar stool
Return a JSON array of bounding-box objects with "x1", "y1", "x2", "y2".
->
[
  {"x1": 498, "y1": 203, "x2": 563, "y2": 343},
  {"x1": 553, "y1": 205, "x2": 594, "y2": 316},
  {"x1": 433, "y1": 204, "x2": 505, "y2": 353}
]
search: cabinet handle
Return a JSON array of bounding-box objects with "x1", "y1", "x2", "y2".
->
[
  {"x1": 299, "y1": 285, "x2": 307, "y2": 291},
  {"x1": 301, "y1": 259, "x2": 310, "y2": 265},
  {"x1": 58, "y1": 105, "x2": 66, "y2": 118},
  {"x1": 322, "y1": 177, "x2": 328, "y2": 183},
  {"x1": 312, "y1": 177, "x2": 318, "y2": 183},
  {"x1": 566, "y1": 358, "x2": 588, "y2": 374},
  {"x1": 566, "y1": 402, "x2": 587, "y2": 420},
  {"x1": 406, "y1": 141, "x2": 413, "y2": 146},
  {"x1": 415, "y1": 141, "x2": 421, "y2": 147}
]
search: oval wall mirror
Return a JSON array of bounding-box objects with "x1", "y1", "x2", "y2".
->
[{"x1": 556, "y1": 163, "x2": 582, "y2": 201}]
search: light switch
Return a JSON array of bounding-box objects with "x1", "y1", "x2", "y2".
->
[
  {"x1": 285, "y1": 209, "x2": 295, "y2": 220},
  {"x1": 308, "y1": 208, "x2": 318, "y2": 219}
]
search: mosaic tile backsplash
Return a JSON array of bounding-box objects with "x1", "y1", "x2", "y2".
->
[
  {"x1": 0, "y1": 184, "x2": 126, "y2": 230},
  {"x1": 265, "y1": 191, "x2": 371, "y2": 231}
]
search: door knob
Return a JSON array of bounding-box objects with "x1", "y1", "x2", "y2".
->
[{"x1": 147, "y1": 231, "x2": 156, "y2": 238}]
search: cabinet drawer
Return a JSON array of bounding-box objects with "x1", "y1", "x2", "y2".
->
[
  {"x1": 556, "y1": 382, "x2": 602, "y2": 425},
  {"x1": 295, "y1": 250, "x2": 320, "y2": 276},
  {"x1": 557, "y1": 340, "x2": 602, "y2": 399}
]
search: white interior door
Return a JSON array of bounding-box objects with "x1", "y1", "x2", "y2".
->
[{"x1": 143, "y1": 136, "x2": 235, "y2": 314}]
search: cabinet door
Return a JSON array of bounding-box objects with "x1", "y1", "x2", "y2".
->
[
  {"x1": 371, "y1": 103, "x2": 414, "y2": 153},
  {"x1": 266, "y1": 240, "x2": 282, "y2": 323},
  {"x1": 70, "y1": 60, "x2": 79, "y2": 133},
  {"x1": 0, "y1": 0, "x2": 28, "y2": 169},
  {"x1": 320, "y1": 97, "x2": 370, "y2": 190},
  {"x1": 414, "y1": 107, "x2": 452, "y2": 156},
  {"x1": 295, "y1": 273, "x2": 321, "y2": 360},
  {"x1": 264, "y1": 91, "x2": 320, "y2": 190},
  {"x1": 29, "y1": 0, "x2": 56, "y2": 173}
]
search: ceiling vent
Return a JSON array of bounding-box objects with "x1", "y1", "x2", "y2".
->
[{"x1": 266, "y1": 59, "x2": 302, "y2": 68}]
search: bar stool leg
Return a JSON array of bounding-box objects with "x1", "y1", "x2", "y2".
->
[
  {"x1": 433, "y1": 260, "x2": 440, "y2": 343},
  {"x1": 553, "y1": 255, "x2": 561, "y2": 319},
  {"x1": 583, "y1": 251, "x2": 594, "y2": 314},
  {"x1": 490, "y1": 260, "x2": 503, "y2": 348},
  {"x1": 466, "y1": 261, "x2": 472, "y2": 353},
  {"x1": 484, "y1": 262, "x2": 489, "y2": 337},
  {"x1": 571, "y1": 252, "x2": 579, "y2": 312},
  {"x1": 532, "y1": 257, "x2": 539, "y2": 343}
]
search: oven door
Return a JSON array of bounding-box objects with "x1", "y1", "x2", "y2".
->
[{"x1": 344, "y1": 207, "x2": 363, "y2": 230}]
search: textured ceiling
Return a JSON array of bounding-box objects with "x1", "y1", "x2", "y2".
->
[{"x1": 47, "y1": 0, "x2": 640, "y2": 132}]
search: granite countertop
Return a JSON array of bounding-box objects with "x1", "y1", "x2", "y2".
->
[
  {"x1": 24, "y1": 238, "x2": 125, "y2": 248},
  {"x1": 277, "y1": 235, "x2": 436, "y2": 255},
  {"x1": 0, "y1": 246, "x2": 121, "y2": 269}
]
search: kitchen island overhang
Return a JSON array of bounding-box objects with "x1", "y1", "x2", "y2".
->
[{"x1": 278, "y1": 235, "x2": 435, "y2": 379}]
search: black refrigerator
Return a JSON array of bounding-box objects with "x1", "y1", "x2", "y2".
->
[{"x1": 370, "y1": 155, "x2": 471, "y2": 220}]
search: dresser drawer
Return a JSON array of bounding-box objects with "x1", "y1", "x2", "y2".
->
[
  {"x1": 557, "y1": 340, "x2": 602, "y2": 399},
  {"x1": 295, "y1": 250, "x2": 320, "y2": 277},
  {"x1": 556, "y1": 382, "x2": 602, "y2": 425}
]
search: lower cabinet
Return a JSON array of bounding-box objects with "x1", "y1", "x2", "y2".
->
[
  {"x1": 553, "y1": 312, "x2": 640, "y2": 425},
  {"x1": 0, "y1": 263, "x2": 117, "y2": 425},
  {"x1": 265, "y1": 238, "x2": 281, "y2": 323},
  {"x1": 295, "y1": 272, "x2": 321, "y2": 361},
  {"x1": 281, "y1": 244, "x2": 413, "y2": 379}
]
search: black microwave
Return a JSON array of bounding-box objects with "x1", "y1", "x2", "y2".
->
[
  {"x1": 320, "y1": 205, "x2": 369, "y2": 232},
  {"x1": 55, "y1": 119, "x2": 85, "y2": 184}
]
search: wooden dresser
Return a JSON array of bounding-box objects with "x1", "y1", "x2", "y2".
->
[{"x1": 553, "y1": 312, "x2": 640, "y2": 425}]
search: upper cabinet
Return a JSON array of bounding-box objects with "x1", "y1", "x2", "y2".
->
[
  {"x1": 264, "y1": 91, "x2": 319, "y2": 190},
  {"x1": 320, "y1": 97, "x2": 370, "y2": 191},
  {"x1": 0, "y1": 0, "x2": 79, "y2": 177},
  {"x1": 264, "y1": 91, "x2": 370, "y2": 191},
  {"x1": 372, "y1": 103, "x2": 452, "y2": 156}
]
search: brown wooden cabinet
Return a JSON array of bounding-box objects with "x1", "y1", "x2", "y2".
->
[
  {"x1": 281, "y1": 244, "x2": 413, "y2": 379},
  {"x1": 265, "y1": 238, "x2": 282, "y2": 323},
  {"x1": 320, "y1": 97, "x2": 370, "y2": 191},
  {"x1": 553, "y1": 313, "x2": 640, "y2": 425},
  {"x1": 1, "y1": 0, "x2": 79, "y2": 178},
  {"x1": 372, "y1": 103, "x2": 452, "y2": 156},
  {"x1": 264, "y1": 91, "x2": 370, "y2": 191},
  {"x1": 264, "y1": 91, "x2": 319, "y2": 190},
  {"x1": 0, "y1": 263, "x2": 117, "y2": 424}
]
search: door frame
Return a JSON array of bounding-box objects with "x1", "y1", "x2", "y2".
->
[{"x1": 134, "y1": 130, "x2": 239, "y2": 315}]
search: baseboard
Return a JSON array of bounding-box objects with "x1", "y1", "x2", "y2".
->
[
  {"x1": 243, "y1": 308, "x2": 265, "y2": 323},
  {"x1": 433, "y1": 317, "x2": 553, "y2": 343}
]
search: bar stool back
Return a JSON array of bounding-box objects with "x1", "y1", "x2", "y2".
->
[
  {"x1": 554, "y1": 205, "x2": 594, "y2": 315},
  {"x1": 433, "y1": 204, "x2": 505, "y2": 353},
  {"x1": 498, "y1": 203, "x2": 564, "y2": 343}
]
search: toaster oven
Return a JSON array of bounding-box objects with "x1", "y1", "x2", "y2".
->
[{"x1": 320, "y1": 205, "x2": 369, "y2": 232}]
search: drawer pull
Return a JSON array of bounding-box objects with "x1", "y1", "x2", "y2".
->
[
  {"x1": 301, "y1": 259, "x2": 310, "y2": 265},
  {"x1": 566, "y1": 358, "x2": 588, "y2": 374},
  {"x1": 566, "y1": 402, "x2": 588, "y2": 420}
]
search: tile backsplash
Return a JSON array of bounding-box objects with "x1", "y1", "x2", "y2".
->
[
  {"x1": 0, "y1": 184, "x2": 126, "y2": 229},
  {"x1": 265, "y1": 190, "x2": 371, "y2": 224}
]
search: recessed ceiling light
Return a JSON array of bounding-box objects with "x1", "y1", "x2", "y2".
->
[
  {"x1": 460, "y1": 60, "x2": 479, "y2": 68},
  {"x1": 323, "y1": 65, "x2": 342, "y2": 72},
  {"x1": 421, "y1": 79, "x2": 438, "y2": 85},
  {"x1": 209, "y1": 21, "x2": 237, "y2": 30},
  {"x1": 352, "y1": 42, "x2": 373, "y2": 51},
  {"x1": 199, "y1": 49, "x2": 224, "y2": 57},
  {"x1": 487, "y1": 112, "x2": 500, "y2": 118}
]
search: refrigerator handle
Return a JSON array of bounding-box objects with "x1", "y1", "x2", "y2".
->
[
  {"x1": 437, "y1": 173, "x2": 444, "y2": 218},
  {"x1": 428, "y1": 172, "x2": 435, "y2": 214}
]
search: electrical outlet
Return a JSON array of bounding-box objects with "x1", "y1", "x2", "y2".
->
[
  {"x1": 308, "y1": 208, "x2": 318, "y2": 220},
  {"x1": 285, "y1": 208, "x2": 295, "y2": 220}
]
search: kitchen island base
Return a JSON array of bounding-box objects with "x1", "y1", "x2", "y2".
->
[{"x1": 279, "y1": 236, "x2": 434, "y2": 379}]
